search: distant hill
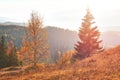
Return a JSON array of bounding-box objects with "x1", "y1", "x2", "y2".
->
[
  {"x1": 101, "y1": 31, "x2": 120, "y2": 48},
  {"x1": 0, "y1": 24, "x2": 120, "y2": 57},
  {"x1": 0, "y1": 24, "x2": 78, "y2": 51},
  {"x1": 0, "y1": 22, "x2": 26, "y2": 26},
  {"x1": 46, "y1": 26, "x2": 78, "y2": 52},
  {"x1": 0, "y1": 24, "x2": 78, "y2": 62},
  {"x1": 0, "y1": 24, "x2": 25, "y2": 47}
]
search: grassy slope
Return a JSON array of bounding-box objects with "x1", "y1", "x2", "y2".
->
[
  {"x1": 75, "y1": 45, "x2": 120, "y2": 80},
  {"x1": 0, "y1": 45, "x2": 120, "y2": 80}
]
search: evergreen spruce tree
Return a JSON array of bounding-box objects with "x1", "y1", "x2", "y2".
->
[
  {"x1": 0, "y1": 35, "x2": 8, "y2": 68},
  {"x1": 74, "y1": 9, "x2": 102, "y2": 59},
  {"x1": 0, "y1": 36, "x2": 19, "y2": 68}
]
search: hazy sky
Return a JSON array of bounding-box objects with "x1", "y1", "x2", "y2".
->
[{"x1": 0, "y1": 0, "x2": 120, "y2": 31}]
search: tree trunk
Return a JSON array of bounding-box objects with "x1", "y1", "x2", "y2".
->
[{"x1": 34, "y1": 48, "x2": 37, "y2": 67}]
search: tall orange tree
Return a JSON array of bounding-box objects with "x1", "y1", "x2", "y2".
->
[
  {"x1": 74, "y1": 9, "x2": 103, "y2": 59},
  {"x1": 21, "y1": 12, "x2": 49, "y2": 66}
]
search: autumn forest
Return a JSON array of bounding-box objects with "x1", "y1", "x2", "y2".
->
[{"x1": 0, "y1": 1, "x2": 120, "y2": 80}]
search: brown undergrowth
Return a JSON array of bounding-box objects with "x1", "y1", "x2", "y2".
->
[{"x1": 0, "y1": 45, "x2": 120, "y2": 80}]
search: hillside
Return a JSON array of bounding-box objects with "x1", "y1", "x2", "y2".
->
[
  {"x1": 0, "y1": 45, "x2": 120, "y2": 80},
  {"x1": 0, "y1": 24, "x2": 120, "y2": 49},
  {"x1": 0, "y1": 25, "x2": 78, "y2": 50},
  {"x1": 46, "y1": 26, "x2": 78, "y2": 62},
  {"x1": 74, "y1": 45, "x2": 120, "y2": 79},
  {"x1": 101, "y1": 31, "x2": 120, "y2": 48},
  {"x1": 0, "y1": 24, "x2": 25, "y2": 47}
]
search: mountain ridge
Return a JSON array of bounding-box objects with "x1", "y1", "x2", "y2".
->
[{"x1": 0, "y1": 24, "x2": 120, "y2": 53}]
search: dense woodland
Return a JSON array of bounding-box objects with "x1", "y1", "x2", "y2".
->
[{"x1": 0, "y1": 9, "x2": 120, "y2": 80}]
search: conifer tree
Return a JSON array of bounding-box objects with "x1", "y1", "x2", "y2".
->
[
  {"x1": 0, "y1": 35, "x2": 8, "y2": 68},
  {"x1": 74, "y1": 9, "x2": 102, "y2": 59}
]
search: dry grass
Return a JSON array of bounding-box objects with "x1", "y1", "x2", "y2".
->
[{"x1": 0, "y1": 45, "x2": 120, "y2": 80}]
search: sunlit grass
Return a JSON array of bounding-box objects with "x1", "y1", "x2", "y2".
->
[{"x1": 0, "y1": 45, "x2": 120, "y2": 80}]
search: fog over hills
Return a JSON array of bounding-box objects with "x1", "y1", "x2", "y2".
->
[{"x1": 101, "y1": 31, "x2": 120, "y2": 48}]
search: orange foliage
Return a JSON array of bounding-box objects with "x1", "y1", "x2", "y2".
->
[
  {"x1": 6, "y1": 41, "x2": 14, "y2": 55},
  {"x1": 0, "y1": 45, "x2": 120, "y2": 80},
  {"x1": 57, "y1": 50, "x2": 76, "y2": 69}
]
